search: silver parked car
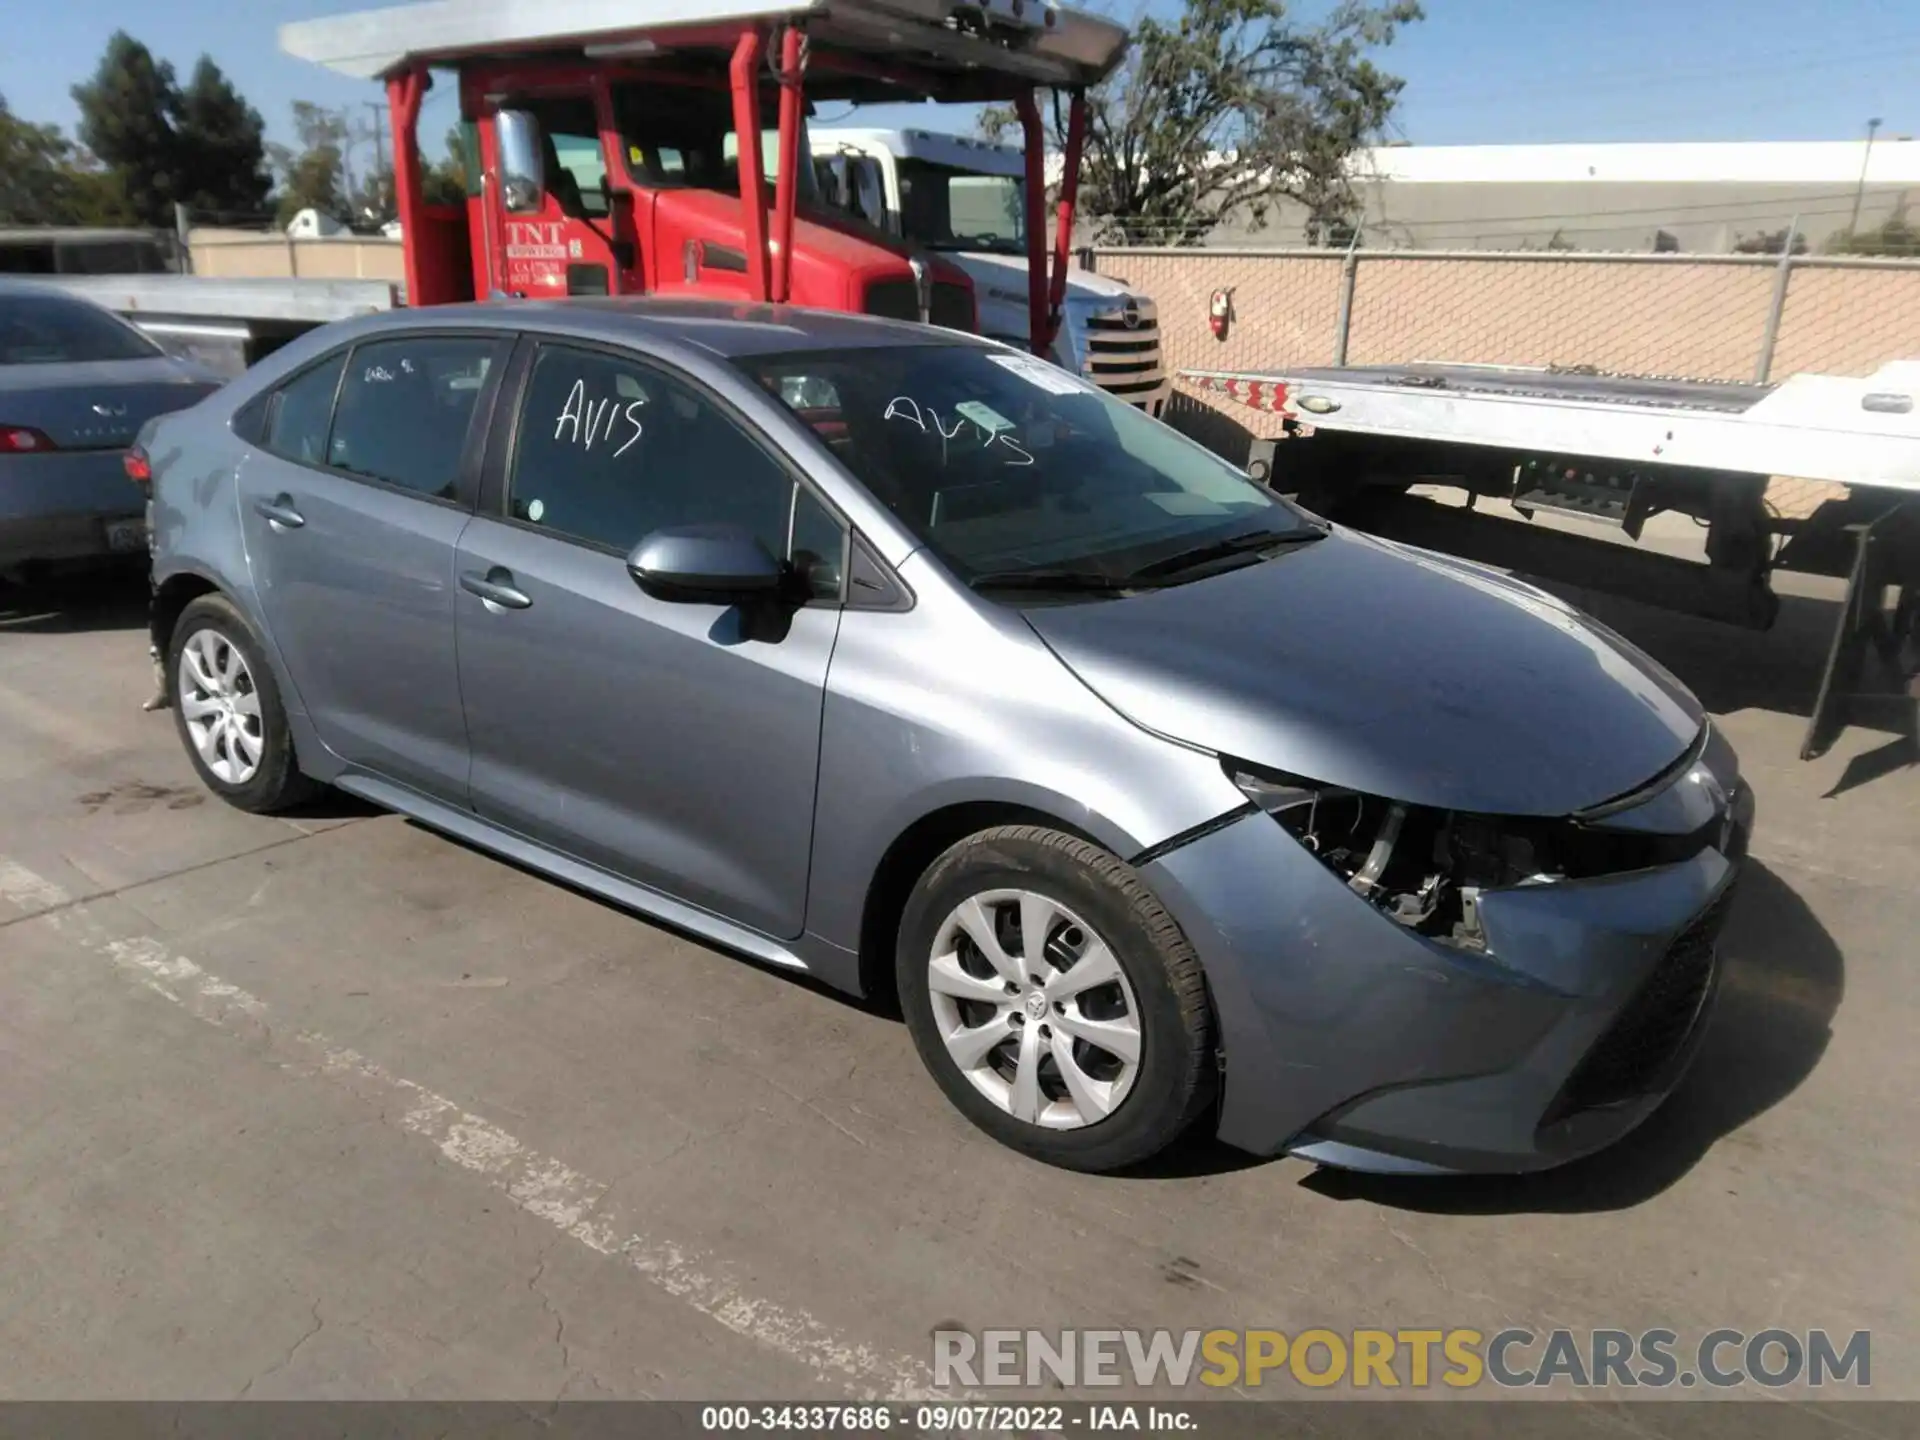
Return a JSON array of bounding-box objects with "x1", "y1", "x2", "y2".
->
[
  {"x1": 142, "y1": 300, "x2": 1751, "y2": 1174},
  {"x1": 0, "y1": 281, "x2": 218, "y2": 572}
]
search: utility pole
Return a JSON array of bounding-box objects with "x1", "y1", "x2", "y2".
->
[
  {"x1": 1847, "y1": 116, "x2": 1883, "y2": 236},
  {"x1": 358, "y1": 101, "x2": 390, "y2": 224}
]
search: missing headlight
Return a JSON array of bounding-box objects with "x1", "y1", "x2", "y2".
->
[
  {"x1": 1231, "y1": 769, "x2": 1482, "y2": 945},
  {"x1": 1229, "y1": 761, "x2": 1723, "y2": 953}
]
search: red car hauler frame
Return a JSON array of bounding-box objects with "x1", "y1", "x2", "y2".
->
[{"x1": 279, "y1": 0, "x2": 1125, "y2": 360}]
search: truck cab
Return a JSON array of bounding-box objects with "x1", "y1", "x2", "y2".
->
[
  {"x1": 813, "y1": 126, "x2": 1169, "y2": 414},
  {"x1": 450, "y1": 73, "x2": 972, "y2": 322}
]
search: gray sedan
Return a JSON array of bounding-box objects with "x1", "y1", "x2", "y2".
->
[
  {"x1": 140, "y1": 300, "x2": 1751, "y2": 1174},
  {"x1": 0, "y1": 281, "x2": 218, "y2": 572}
]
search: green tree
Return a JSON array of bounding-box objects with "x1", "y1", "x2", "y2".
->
[
  {"x1": 1733, "y1": 225, "x2": 1807, "y2": 255},
  {"x1": 269, "y1": 101, "x2": 351, "y2": 227},
  {"x1": 174, "y1": 57, "x2": 271, "y2": 220},
  {"x1": 0, "y1": 96, "x2": 84, "y2": 224},
  {"x1": 71, "y1": 34, "x2": 272, "y2": 227},
  {"x1": 70, "y1": 31, "x2": 182, "y2": 226},
  {"x1": 422, "y1": 124, "x2": 472, "y2": 208},
  {"x1": 1828, "y1": 204, "x2": 1919, "y2": 257},
  {"x1": 0, "y1": 95, "x2": 135, "y2": 226},
  {"x1": 983, "y1": 0, "x2": 1420, "y2": 246}
]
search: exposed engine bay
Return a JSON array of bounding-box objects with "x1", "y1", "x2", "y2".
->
[{"x1": 1230, "y1": 765, "x2": 1729, "y2": 953}]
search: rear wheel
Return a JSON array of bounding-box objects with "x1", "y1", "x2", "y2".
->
[
  {"x1": 897, "y1": 826, "x2": 1216, "y2": 1172},
  {"x1": 169, "y1": 594, "x2": 316, "y2": 814}
]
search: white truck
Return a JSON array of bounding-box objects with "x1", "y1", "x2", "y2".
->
[
  {"x1": 1187, "y1": 358, "x2": 1920, "y2": 762},
  {"x1": 811, "y1": 126, "x2": 1170, "y2": 415}
]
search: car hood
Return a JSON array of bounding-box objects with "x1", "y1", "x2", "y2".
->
[{"x1": 1022, "y1": 527, "x2": 1704, "y2": 816}]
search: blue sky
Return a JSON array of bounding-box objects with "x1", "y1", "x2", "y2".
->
[{"x1": 3, "y1": 0, "x2": 1916, "y2": 157}]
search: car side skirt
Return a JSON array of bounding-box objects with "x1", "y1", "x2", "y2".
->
[{"x1": 334, "y1": 772, "x2": 812, "y2": 976}]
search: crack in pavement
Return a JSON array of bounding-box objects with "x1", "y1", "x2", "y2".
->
[
  {"x1": 236, "y1": 1298, "x2": 325, "y2": 1399},
  {"x1": 0, "y1": 824, "x2": 367, "y2": 933}
]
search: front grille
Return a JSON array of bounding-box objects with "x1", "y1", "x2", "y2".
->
[
  {"x1": 1549, "y1": 884, "x2": 1737, "y2": 1119},
  {"x1": 863, "y1": 279, "x2": 919, "y2": 322},
  {"x1": 1081, "y1": 297, "x2": 1168, "y2": 410}
]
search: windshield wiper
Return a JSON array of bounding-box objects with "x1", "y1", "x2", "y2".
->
[
  {"x1": 967, "y1": 568, "x2": 1141, "y2": 594},
  {"x1": 1127, "y1": 526, "x2": 1325, "y2": 582}
]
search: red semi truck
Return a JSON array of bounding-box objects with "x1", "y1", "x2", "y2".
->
[{"x1": 275, "y1": 0, "x2": 1126, "y2": 358}]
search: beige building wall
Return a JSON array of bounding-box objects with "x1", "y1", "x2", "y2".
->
[{"x1": 188, "y1": 228, "x2": 406, "y2": 283}]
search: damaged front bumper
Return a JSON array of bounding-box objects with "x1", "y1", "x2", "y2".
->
[{"x1": 1142, "y1": 728, "x2": 1754, "y2": 1174}]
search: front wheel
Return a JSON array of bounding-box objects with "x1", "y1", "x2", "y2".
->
[{"x1": 896, "y1": 826, "x2": 1216, "y2": 1172}]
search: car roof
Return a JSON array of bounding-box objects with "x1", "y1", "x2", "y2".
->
[{"x1": 351, "y1": 297, "x2": 991, "y2": 360}]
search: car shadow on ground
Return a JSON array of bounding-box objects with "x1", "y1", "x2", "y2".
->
[
  {"x1": 0, "y1": 563, "x2": 150, "y2": 636},
  {"x1": 1294, "y1": 859, "x2": 1840, "y2": 1213},
  {"x1": 1539, "y1": 583, "x2": 1917, "y2": 796}
]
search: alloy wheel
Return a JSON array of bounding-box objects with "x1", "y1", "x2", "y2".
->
[
  {"x1": 178, "y1": 628, "x2": 264, "y2": 785},
  {"x1": 926, "y1": 889, "x2": 1142, "y2": 1130}
]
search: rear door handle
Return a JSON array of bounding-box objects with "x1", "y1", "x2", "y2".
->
[
  {"x1": 459, "y1": 567, "x2": 533, "y2": 611},
  {"x1": 253, "y1": 495, "x2": 305, "y2": 530}
]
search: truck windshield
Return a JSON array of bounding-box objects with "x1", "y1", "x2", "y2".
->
[
  {"x1": 739, "y1": 343, "x2": 1319, "y2": 592},
  {"x1": 897, "y1": 160, "x2": 1025, "y2": 254},
  {"x1": 611, "y1": 83, "x2": 818, "y2": 203}
]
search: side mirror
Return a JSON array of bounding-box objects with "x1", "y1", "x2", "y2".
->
[
  {"x1": 496, "y1": 109, "x2": 546, "y2": 214},
  {"x1": 628, "y1": 523, "x2": 784, "y2": 604}
]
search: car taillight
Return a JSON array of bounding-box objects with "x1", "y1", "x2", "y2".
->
[
  {"x1": 0, "y1": 426, "x2": 56, "y2": 454},
  {"x1": 124, "y1": 447, "x2": 153, "y2": 490}
]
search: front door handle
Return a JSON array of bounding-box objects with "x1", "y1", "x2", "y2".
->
[
  {"x1": 459, "y1": 567, "x2": 533, "y2": 611},
  {"x1": 253, "y1": 495, "x2": 305, "y2": 530}
]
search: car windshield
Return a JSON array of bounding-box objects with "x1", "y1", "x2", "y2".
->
[
  {"x1": 897, "y1": 160, "x2": 1024, "y2": 254},
  {"x1": 739, "y1": 344, "x2": 1320, "y2": 591},
  {"x1": 0, "y1": 292, "x2": 162, "y2": 365}
]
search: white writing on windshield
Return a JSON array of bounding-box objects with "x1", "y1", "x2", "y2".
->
[{"x1": 883, "y1": 396, "x2": 1033, "y2": 467}]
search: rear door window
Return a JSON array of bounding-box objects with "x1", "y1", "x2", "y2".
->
[{"x1": 324, "y1": 336, "x2": 506, "y2": 499}]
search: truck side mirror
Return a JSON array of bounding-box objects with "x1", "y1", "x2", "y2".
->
[{"x1": 496, "y1": 109, "x2": 546, "y2": 214}]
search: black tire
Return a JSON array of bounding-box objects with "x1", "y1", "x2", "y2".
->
[
  {"x1": 897, "y1": 825, "x2": 1216, "y2": 1172},
  {"x1": 168, "y1": 593, "x2": 317, "y2": 814}
]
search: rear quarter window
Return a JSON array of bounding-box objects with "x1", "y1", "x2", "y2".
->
[{"x1": 262, "y1": 352, "x2": 348, "y2": 466}]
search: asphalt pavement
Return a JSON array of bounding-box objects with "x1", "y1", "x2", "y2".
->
[{"x1": 0, "y1": 562, "x2": 1913, "y2": 1402}]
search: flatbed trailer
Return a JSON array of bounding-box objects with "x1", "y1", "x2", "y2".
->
[{"x1": 1186, "y1": 359, "x2": 1920, "y2": 761}]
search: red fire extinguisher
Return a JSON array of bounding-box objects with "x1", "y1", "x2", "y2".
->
[{"x1": 1209, "y1": 287, "x2": 1234, "y2": 341}]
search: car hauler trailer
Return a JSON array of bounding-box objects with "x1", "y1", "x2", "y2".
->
[
  {"x1": 276, "y1": 0, "x2": 1127, "y2": 360},
  {"x1": 1186, "y1": 359, "x2": 1920, "y2": 761},
  {"x1": 35, "y1": 0, "x2": 1125, "y2": 376}
]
